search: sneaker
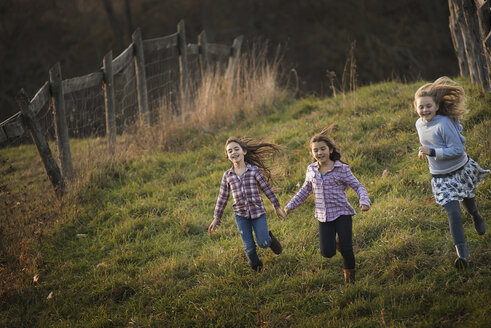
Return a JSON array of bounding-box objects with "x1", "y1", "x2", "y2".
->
[
  {"x1": 454, "y1": 257, "x2": 469, "y2": 269},
  {"x1": 454, "y1": 243, "x2": 470, "y2": 270},
  {"x1": 250, "y1": 260, "x2": 263, "y2": 272}
]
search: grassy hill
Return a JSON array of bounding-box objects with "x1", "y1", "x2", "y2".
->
[{"x1": 1, "y1": 78, "x2": 490, "y2": 327}]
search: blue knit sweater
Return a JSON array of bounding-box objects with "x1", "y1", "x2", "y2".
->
[{"x1": 416, "y1": 115, "x2": 468, "y2": 175}]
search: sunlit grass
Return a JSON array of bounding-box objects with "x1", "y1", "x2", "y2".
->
[{"x1": 0, "y1": 77, "x2": 490, "y2": 327}]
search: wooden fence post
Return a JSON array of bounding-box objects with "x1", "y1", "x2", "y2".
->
[
  {"x1": 49, "y1": 62, "x2": 74, "y2": 182},
  {"x1": 198, "y1": 30, "x2": 210, "y2": 71},
  {"x1": 103, "y1": 51, "x2": 117, "y2": 153},
  {"x1": 132, "y1": 28, "x2": 150, "y2": 129},
  {"x1": 225, "y1": 35, "x2": 244, "y2": 86},
  {"x1": 17, "y1": 89, "x2": 65, "y2": 198},
  {"x1": 177, "y1": 20, "x2": 189, "y2": 114}
]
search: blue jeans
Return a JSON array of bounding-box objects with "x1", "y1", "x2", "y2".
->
[{"x1": 235, "y1": 214, "x2": 271, "y2": 266}]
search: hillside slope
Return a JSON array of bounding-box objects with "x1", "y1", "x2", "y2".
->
[{"x1": 1, "y1": 79, "x2": 490, "y2": 327}]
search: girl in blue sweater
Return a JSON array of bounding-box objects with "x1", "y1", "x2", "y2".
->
[{"x1": 414, "y1": 77, "x2": 489, "y2": 269}]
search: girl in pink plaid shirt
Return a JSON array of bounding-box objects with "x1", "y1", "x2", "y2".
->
[
  {"x1": 209, "y1": 137, "x2": 286, "y2": 272},
  {"x1": 285, "y1": 128, "x2": 370, "y2": 283}
]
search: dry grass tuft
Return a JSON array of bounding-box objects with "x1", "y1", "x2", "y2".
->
[{"x1": 149, "y1": 44, "x2": 288, "y2": 151}]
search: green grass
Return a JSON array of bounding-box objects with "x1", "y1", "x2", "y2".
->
[{"x1": 1, "y1": 78, "x2": 490, "y2": 327}]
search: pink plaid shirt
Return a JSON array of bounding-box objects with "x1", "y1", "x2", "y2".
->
[
  {"x1": 214, "y1": 163, "x2": 281, "y2": 219},
  {"x1": 285, "y1": 161, "x2": 370, "y2": 222}
]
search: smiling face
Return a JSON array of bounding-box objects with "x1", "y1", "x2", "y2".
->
[
  {"x1": 416, "y1": 96, "x2": 438, "y2": 122},
  {"x1": 311, "y1": 141, "x2": 333, "y2": 165},
  {"x1": 226, "y1": 142, "x2": 247, "y2": 165}
]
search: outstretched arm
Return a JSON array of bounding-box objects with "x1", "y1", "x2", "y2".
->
[
  {"x1": 343, "y1": 166, "x2": 370, "y2": 209},
  {"x1": 255, "y1": 169, "x2": 282, "y2": 211},
  {"x1": 208, "y1": 216, "x2": 221, "y2": 233},
  {"x1": 285, "y1": 176, "x2": 313, "y2": 214},
  {"x1": 211, "y1": 174, "x2": 230, "y2": 231}
]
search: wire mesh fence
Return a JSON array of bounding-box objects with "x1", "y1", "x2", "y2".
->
[
  {"x1": 143, "y1": 34, "x2": 181, "y2": 118},
  {"x1": 0, "y1": 22, "x2": 239, "y2": 197},
  {"x1": 114, "y1": 57, "x2": 139, "y2": 132},
  {"x1": 65, "y1": 84, "x2": 106, "y2": 139}
]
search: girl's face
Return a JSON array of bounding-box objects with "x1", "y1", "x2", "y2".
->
[
  {"x1": 416, "y1": 96, "x2": 438, "y2": 122},
  {"x1": 226, "y1": 142, "x2": 247, "y2": 165},
  {"x1": 311, "y1": 141, "x2": 333, "y2": 165}
]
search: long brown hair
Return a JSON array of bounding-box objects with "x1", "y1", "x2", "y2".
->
[
  {"x1": 308, "y1": 126, "x2": 344, "y2": 164},
  {"x1": 414, "y1": 76, "x2": 467, "y2": 119},
  {"x1": 225, "y1": 137, "x2": 281, "y2": 181}
]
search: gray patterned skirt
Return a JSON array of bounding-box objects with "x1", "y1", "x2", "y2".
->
[{"x1": 431, "y1": 158, "x2": 489, "y2": 206}]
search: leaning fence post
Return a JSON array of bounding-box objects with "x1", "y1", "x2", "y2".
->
[
  {"x1": 17, "y1": 89, "x2": 65, "y2": 199},
  {"x1": 49, "y1": 62, "x2": 73, "y2": 182},
  {"x1": 103, "y1": 51, "x2": 117, "y2": 154},
  {"x1": 177, "y1": 20, "x2": 189, "y2": 114},
  {"x1": 132, "y1": 28, "x2": 150, "y2": 130},
  {"x1": 225, "y1": 35, "x2": 244, "y2": 86}
]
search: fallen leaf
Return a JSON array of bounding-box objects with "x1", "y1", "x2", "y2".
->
[{"x1": 423, "y1": 197, "x2": 434, "y2": 205}]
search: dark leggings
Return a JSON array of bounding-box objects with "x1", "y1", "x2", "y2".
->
[
  {"x1": 319, "y1": 215, "x2": 355, "y2": 269},
  {"x1": 443, "y1": 198, "x2": 480, "y2": 245}
]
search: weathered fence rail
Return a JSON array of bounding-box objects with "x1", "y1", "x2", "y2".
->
[{"x1": 0, "y1": 20, "x2": 243, "y2": 198}]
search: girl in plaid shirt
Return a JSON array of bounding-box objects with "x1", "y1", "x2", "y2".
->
[
  {"x1": 209, "y1": 137, "x2": 286, "y2": 272},
  {"x1": 285, "y1": 128, "x2": 370, "y2": 283}
]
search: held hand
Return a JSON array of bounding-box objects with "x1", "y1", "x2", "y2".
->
[
  {"x1": 418, "y1": 150, "x2": 425, "y2": 161},
  {"x1": 360, "y1": 204, "x2": 370, "y2": 212},
  {"x1": 208, "y1": 217, "x2": 221, "y2": 233},
  {"x1": 284, "y1": 207, "x2": 291, "y2": 216},
  {"x1": 276, "y1": 207, "x2": 286, "y2": 220}
]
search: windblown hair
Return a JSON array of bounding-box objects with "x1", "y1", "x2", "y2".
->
[
  {"x1": 414, "y1": 76, "x2": 468, "y2": 119},
  {"x1": 225, "y1": 137, "x2": 281, "y2": 181},
  {"x1": 309, "y1": 126, "x2": 344, "y2": 164}
]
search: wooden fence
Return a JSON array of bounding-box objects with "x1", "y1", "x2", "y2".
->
[{"x1": 0, "y1": 20, "x2": 243, "y2": 198}]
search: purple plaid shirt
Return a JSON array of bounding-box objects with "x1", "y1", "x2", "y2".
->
[
  {"x1": 214, "y1": 163, "x2": 281, "y2": 219},
  {"x1": 285, "y1": 161, "x2": 370, "y2": 222}
]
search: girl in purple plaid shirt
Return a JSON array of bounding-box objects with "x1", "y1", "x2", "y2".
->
[
  {"x1": 209, "y1": 137, "x2": 286, "y2": 272},
  {"x1": 285, "y1": 128, "x2": 370, "y2": 283}
]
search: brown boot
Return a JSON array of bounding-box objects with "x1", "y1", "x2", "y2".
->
[{"x1": 343, "y1": 269, "x2": 355, "y2": 284}]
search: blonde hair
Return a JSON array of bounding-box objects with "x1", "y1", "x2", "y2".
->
[{"x1": 414, "y1": 76, "x2": 468, "y2": 119}]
